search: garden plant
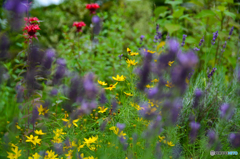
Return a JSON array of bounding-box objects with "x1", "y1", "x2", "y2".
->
[{"x1": 0, "y1": 0, "x2": 240, "y2": 159}]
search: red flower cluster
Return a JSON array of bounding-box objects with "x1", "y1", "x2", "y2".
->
[
  {"x1": 73, "y1": 22, "x2": 86, "y2": 32},
  {"x1": 23, "y1": 17, "x2": 40, "y2": 42},
  {"x1": 86, "y1": 3, "x2": 100, "y2": 14}
]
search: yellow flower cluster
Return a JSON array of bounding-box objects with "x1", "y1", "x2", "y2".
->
[
  {"x1": 158, "y1": 136, "x2": 175, "y2": 146},
  {"x1": 109, "y1": 126, "x2": 127, "y2": 139}
]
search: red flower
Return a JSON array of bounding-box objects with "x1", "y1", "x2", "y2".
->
[
  {"x1": 23, "y1": 24, "x2": 40, "y2": 39},
  {"x1": 24, "y1": 17, "x2": 40, "y2": 25},
  {"x1": 73, "y1": 22, "x2": 86, "y2": 32},
  {"x1": 86, "y1": 3, "x2": 100, "y2": 14}
]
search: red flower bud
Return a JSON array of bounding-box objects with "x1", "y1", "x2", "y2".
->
[
  {"x1": 73, "y1": 21, "x2": 86, "y2": 32},
  {"x1": 86, "y1": 3, "x2": 100, "y2": 14}
]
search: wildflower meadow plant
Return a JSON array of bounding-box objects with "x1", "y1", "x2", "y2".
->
[{"x1": 0, "y1": 0, "x2": 240, "y2": 159}]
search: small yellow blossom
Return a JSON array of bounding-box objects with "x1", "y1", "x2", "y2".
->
[
  {"x1": 28, "y1": 153, "x2": 41, "y2": 159},
  {"x1": 145, "y1": 84, "x2": 153, "y2": 88},
  {"x1": 35, "y1": 130, "x2": 46, "y2": 135},
  {"x1": 37, "y1": 105, "x2": 49, "y2": 116},
  {"x1": 112, "y1": 75, "x2": 126, "y2": 81},
  {"x1": 130, "y1": 52, "x2": 139, "y2": 56},
  {"x1": 151, "y1": 79, "x2": 159, "y2": 83},
  {"x1": 44, "y1": 150, "x2": 58, "y2": 159},
  {"x1": 26, "y1": 135, "x2": 41, "y2": 146},
  {"x1": 104, "y1": 82, "x2": 118, "y2": 91},
  {"x1": 84, "y1": 136, "x2": 98, "y2": 147},
  {"x1": 158, "y1": 135, "x2": 165, "y2": 142},
  {"x1": 130, "y1": 103, "x2": 143, "y2": 110},
  {"x1": 126, "y1": 59, "x2": 138, "y2": 67},
  {"x1": 185, "y1": 78, "x2": 189, "y2": 84},
  {"x1": 124, "y1": 92, "x2": 133, "y2": 96},
  {"x1": 127, "y1": 48, "x2": 131, "y2": 53},
  {"x1": 154, "y1": 59, "x2": 157, "y2": 62},
  {"x1": 98, "y1": 106, "x2": 108, "y2": 113},
  {"x1": 168, "y1": 61, "x2": 174, "y2": 66},
  {"x1": 167, "y1": 141, "x2": 175, "y2": 146},
  {"x1": 165, "y1": 81, "x2": 174, "y2": 88},
  {"x1": 7, "y1": 144, "x2": 21, "y2": 159},
  {"x1": 62, "y1": 118, "x2": 79, "y2": 128},
  {"x1": 98, "y1": 80, "x2": 107, "y2": 86}
]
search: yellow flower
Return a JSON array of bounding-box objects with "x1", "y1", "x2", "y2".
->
[
  {"x1": 7, "y1": 144, "x2": 21, "y2": 159},
  {"x1": 26, "y1": 135, "x2": 41, "y2": 146},
  {"x1": 165, "y1": 81, "x2": 174, "y2": 88},
  {"x1": 112, "y1": 75, "x2": 126, "y2": 81},
  {"x1": 124, "y1": 92, "x2": 133, "y2": 96},
  {"x1": 130, "y1": 103, "x2": 143, "y2": 110},
  {"x1": 84, "y1": 136, "x2": 98, "y2": 147},
  {"x1": 167, "y1": 141, "x2": 175, "y2": 146},
  {"x1": 62, "y1": 118, "x2": 79, "y2": 128},
  {"x1": 154, "y1": 59, "x2": 157, "y2": 62},
  {"x1": 98, "y1": 106, "x2": 108, "y2": 113},
  {"x1": 127, "y1": 48, "x2": 131, "y2": 53},
  {"x1": 37, "y1": 105, "x2": 49, "y2": 116},
  {"x1": 145, "y1": 84, "x2": 153, "y2": 88},
  {"x1": 158, "y1": 135, "x2": 165, "y2": 142},
  {"x1": 78, "y1": 142, "x2": 85, "y2": 152},
  {"x1": 143, "y1": 49, "x2": 155, "y2": 54},
  {"x1": 35, "y1": 130, "x2": 46, "y2": 135},
  {"x1": 44, "y1": 150, "x2": 58, "y2": 159},
  {"x1": 130, "y1": 52, "x2": 139, "y2": 56},
  {"x1": 65, "y1": 150, "x2": 73, "y2": 159},
  {"x1": 168, "y1": 61, "x2": 174, "y2": 66},
  {"x1": 151, "y1": 79, "x2": 159, "y2": 83},
  {"x1": 109, "y1": 126, "x2": 126, "y2": 139},
  {"x1": 104, "y1": 82, "x2": 118, "y2": 91},
  {"x1": 98, "y1": 80, "x2": 107, "y2": 86},
  {"x1": 126, "y1": 59, "x2": 138, "y2": 67},
  {"x1": 185, "y1": 78, "x2": 189, "y2": 84},
  {"x1": 28, "y1": 153, "x2": 41, "y2": 159}
]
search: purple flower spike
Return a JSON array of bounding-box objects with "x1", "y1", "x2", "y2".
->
[
  {"x1": 207, "y1": 68, "x2": 217, "y2": 78},
  {"x1": 148, "y1": 87, "x2": 158, "y2": 99},
  {"x1": 4, "y1": 0, "x2": 28, "y2": 13},
  {"x1": 189, "y1": 121, "x2": 200, "y2": 143},
  {"x1": 92, "y1": 16, "x2": 101, "y2": 35},
  {"x1": 199, "y1": 36, "x2": 204, "y2": 46},
  {"x1": 211, "y1": 31, "x2": 218, "y2": 45},
  {"x1": 177, "y1": 51, "x2": 198, "y2": 68},
  {"x1": 229, "y1": 133, "x2": 240, "y2": 148},
  {"x1": 43, "y1": 49, "x2": 55, "y2": 69},
  {"x1": 168, "y1": 39, "x2": 180, "y2": 55},
  {"x1": 140, "y1": 35, "x2": 145, "y2": 40},
  {"x1": 228, "y1": 26, "x2": 234, "y2": 39},
  {"x1": 220, "y1": 103, "x2": 234, "y2": 120},
  {"x1": 84, "y1": 73, "x2": 98, "y2": 99},
  {"x1": 207, "y1": 130, "x2": 216, "y2": 145},
  {"x1": 181, "y1": 34, "x2": 187, "y2": 47},
  {"x1": 194, "y1": 47, "x2": 200, "y2": 51},
  {"x1": 117, "y1": 123, "x2": 125, "y2": 132}
]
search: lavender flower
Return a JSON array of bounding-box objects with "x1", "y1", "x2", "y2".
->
[
  {"x1": 171, "y1": 99, "x2": 182, "y2": 124},
  {"x1": 31, "y1": 106, "x2": 39, "y2": 124},
  {"x1": 84, "y1": 73, "x2": 98, "y2": 99},
  {"x1": 140, "y1": 35, "x2": 144, "y2": 44},
  {"x1": 229, "y1": 133, "x2": 240, "y2": 148},
  {"x1": 189, "y1": 121, "x2": 200, "y2": 143},
  {"x1": 193, "y1": 88, "x2": 202, "y2": 108},
  {"x1": 221, "y1": 41, "x2": 227, "y2": 52},
  {"x1": 207, "y1": 130, "x2": 216, "y2": 146},
  {"x1": 228, "y1": 26, "x2": 234, "y2": 39},
  {"x1": 53, "y1": 58, "x2": 66, "y2": 85},
  {"x1": 194, "y1": 47, "x2": 200, "y2": 51},
  {"x1": 207, "y1": 68, "x2": 217, "y2": 78},
  {"x1": 181, "y1": 34, "x2": 187, "y2": 47},
  {"x1": 117, "y1": 123, "x2": 125, "y2": 132},
  {"x1": 118, "y1": 54, "x2": 123, "y2": 60},
  {"x1": 211, "y1": 31, "x2": 218, "y2": 45},
  {"x1": 199, "y1": 36, "x2": 204, "y2": 46},
  {"x1": 43, "y1": 49, "x2": 55, "y2": 69},
  {"x1": 50, "y1": 89, "x2": 58, "y2": 96},
  {"x1": 4, "y1": 0, "x2": 28, "y2": 13},
  {"x1": 92, "y1": 15, "x2": 101, "y2": 35},
  {"x1": 69, "y1": 76, "x2": 81, "y2": 102},
  {"x1": 139, "y1": 103, "x2": 157, "y2": 120},
  {"x1": 178, "y1": 51, "x2": 198, "y2": 68},
  {"x1": 16, "y1": 85, "x2": 24, "y2": 103},
  {"x1": 99, "y1": 91, "x2": 107, "y2": 104},
  {"x1": 187, "y1": 69, "x2": 194, "y2": 80},
  {"x1": 148, "y1": 87, "x2": 158, "y2": 99},
  {"x1": 220, "y1": 103, "x2": 234, "y2": 120},
  {"x1": 154, "y1": 24, "x2": 161, "y2": 43}
]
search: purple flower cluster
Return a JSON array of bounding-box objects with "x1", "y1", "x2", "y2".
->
[
  {"x1": 228, "y1": 26, "x2": 234, "y2": 39},
  {"x1": 189, "y1": 121, "x2": 200, "y2": 143},
  {"x1": 91, "y1": 15, "x2": 101, "y2": 35},
  {"x1": 199, "y1": 36, "x2": 204, "y2": 46},
  {"x1": 207, "y1": 68, "x2": 217, "y2": 78},
  {"x1": 154, "y1": 24, "x2": 162, "y2": 43},
  {"x1": 211, "y1": 31, "x2": 218, "y2": 45},
  {"x1": 181, "y1": 34, "x2": 187, "y2": 47},
  {"x1": 229, "y1": 133, "x2": 240, "y2": 148}
]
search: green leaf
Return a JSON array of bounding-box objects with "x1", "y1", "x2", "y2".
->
[
  {"x1": 164, "y1": 23, "x2": 181, "y2": 35},
  {"x1": 217, "y1": 6, "x2": 226, "y2": 12},
  {"x1": 224, "y1": 11, "x2": 236, "y2": 20},
  {"x1": 165, "y1": 0, "x2": 183, "y2": 6},
  {"x1": 195, "y1": 10, "x2": 216, "y2": 18},
  {"x1": 185, "y1": 36, "x2": 196, "y2": 44},
  {"x1": 154, "y1": 6, "x2": 168, "y2": 17},
  {"x1": 172, "y1": 7, "x2": 185, "y2": 18}
]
